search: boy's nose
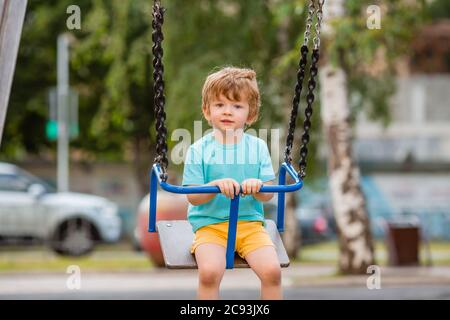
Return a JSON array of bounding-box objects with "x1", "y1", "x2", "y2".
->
[{"x1": 222, "y1": 105, "x2": 233, "y2": 114}]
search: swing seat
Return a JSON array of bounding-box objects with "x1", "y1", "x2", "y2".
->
[
  {"x1": 156, "y1": 219, "x2": 290, "y2": 269},
  {"x1": 149, "y1": 162, "x2": 303, "y2": 269}
]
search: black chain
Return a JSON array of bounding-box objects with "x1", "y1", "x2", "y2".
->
[
  {"x1": 286, "y1": 0, "x2": 323, "y2": 180},
  {"x1": 152, "y1": 1, "x2": 168, "y2": 181},
  {"x1": 298, "y1": 49, "x2": 320, "y2": 179},
  {"x1": 284, "y1": 45, "x2": 309, "y2": 164}
]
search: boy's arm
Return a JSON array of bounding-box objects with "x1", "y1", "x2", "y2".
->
[
  {"x1": 186, "y1": 184, "x2": 216, "y2": 206},
  {"x1": 253, "y1": 180, "x2": 275, "y2": 202}
]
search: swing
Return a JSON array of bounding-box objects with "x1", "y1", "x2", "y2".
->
[{"x1": 148, "y1": 0, "x2": 324, "y2": 269}]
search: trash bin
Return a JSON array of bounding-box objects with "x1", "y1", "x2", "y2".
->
[{"x1": 385, "y1": 220, "x2": 420, "y2": 266}]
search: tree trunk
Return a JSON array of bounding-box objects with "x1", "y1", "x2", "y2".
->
[{"x1": 320, "y1": 65, "x2": 375, "y2": 274}]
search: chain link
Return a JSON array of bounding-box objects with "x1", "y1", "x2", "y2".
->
[
  {"x1": 303, "y1": 0, "x2": 315, "y2": 46},
  {"x1": 284, "y1": 45, "x2": 309, "y2": 164},
  {"x1": 288, "y1": 0, "x2": 325, "y2": 179},
  {"x1": 298, "y1": 0, "x2": 325, "y2": 179},
  {"x1": 286, "y1": 0, "x2": 318, "y2": 164},
  {"x1": 152, "y1": 1, "x2": 168, "y2": 181},
  {"x1": 313, "y1": 0, "x2": 324, "y2": 49},
  {"x1": 298, "y1": 49, "x2": 320, "y2": 179}
]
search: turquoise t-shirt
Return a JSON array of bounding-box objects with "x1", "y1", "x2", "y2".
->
[{"x1": 182, "y1": 132, "x2": 276, "y2": 232}]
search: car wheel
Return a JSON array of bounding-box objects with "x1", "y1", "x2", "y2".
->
[{"x1": 52, "y1": 218, "x2": 96, "y2": 257}]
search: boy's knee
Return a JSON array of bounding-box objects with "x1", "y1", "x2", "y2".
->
[
  {"x1": 260, "y1": 264, "x2": 281, "y2": 285},
  {"x1": 199, "y1": 265, "x2": 224, "y2": 286}
]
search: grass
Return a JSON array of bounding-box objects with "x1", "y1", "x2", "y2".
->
[
  {"x1": 0, "y1": 242, "x2": 154, "y2": 273},
  {"x1": 295, "y1": 240, "x2": 450, "y2": 266},
  {"x1": 0, "y1": 240, "x2": 449, "y2": 273}
]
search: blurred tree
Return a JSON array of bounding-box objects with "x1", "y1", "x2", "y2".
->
[
  {"x1": 4, "y1": 0, "x2": 157, "y2": 194},
  {"x1": 267, "y1": 0, "x2": 429, "y2": 274},
  {"x1": 3, "y1": 0, "x2": 289, "y2": 196},
  {"x1": 2, "y1": 0, "x2": 91, "y2": 158},
  {"x1": 319, "y1": 0, "x2": 426, "y2": 274},
  {"x1": 71, "y1": 0, "x2": 156, "y2": 194},
  {"x1": 426, "y1": 0, "x2": 450, "y2": 20}
]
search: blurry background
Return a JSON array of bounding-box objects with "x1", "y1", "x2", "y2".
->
[{"x1": 1, "y1": 0, "x2": 450, "y2": 281}]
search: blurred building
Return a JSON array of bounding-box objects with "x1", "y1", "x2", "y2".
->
[{"x1": 353, "y1": 21, "x2": 450, "y2": 239}]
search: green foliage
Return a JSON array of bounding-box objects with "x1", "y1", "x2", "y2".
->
[
  {"x1": 0, "y1": 0, "x2": 437, "y2": 181},
  {"x1": 2, "y1": 0, "x2": 155, "y2": 161},
  {"x1": 71, "y1": 0, "x2": 155, "y2": 159},
  {"x1": 426, "y1": 0, "x2": 450, "y2": 20},
  {"x1": 2, "y1": 0, "x2": 89, "y2": 159}
]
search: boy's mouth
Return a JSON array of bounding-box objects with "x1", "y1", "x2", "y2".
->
[{"x1": 220, "y1": 120, "x2": 234, "y2": 124}]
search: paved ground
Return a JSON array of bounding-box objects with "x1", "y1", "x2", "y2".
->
[{"x1": 1, "y1": 264, "x2": 450, "y2": 300}]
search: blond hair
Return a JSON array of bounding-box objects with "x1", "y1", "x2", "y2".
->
[{"x1": 201, "y1": 67, "x2": 261, "y2": 125}]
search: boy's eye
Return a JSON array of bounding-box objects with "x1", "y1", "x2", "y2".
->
[
  {"x1": 234, "y1": 105, "x2": 242, "y2": 109},
  {"x1": 215, "y1": 103, "x2": 223, "y2": 107}
]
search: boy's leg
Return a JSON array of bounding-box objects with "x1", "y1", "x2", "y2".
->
[
  {"x1": 244, "y1": 246, "x2": 282, "y2": 300},
  {"x1": 194, "y1": 243, "x2": 227, "y2": 300}
]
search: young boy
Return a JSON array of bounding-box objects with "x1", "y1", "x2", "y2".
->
[{"x1": 182, "y1": 67, "x2": 282, "y2": 300}]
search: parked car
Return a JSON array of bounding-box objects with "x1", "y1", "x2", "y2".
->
[
  {"x1": 0, "y1": 162, "x2": 121, "y2": 256},
  {"x1": 295, "y1": 206, "x2": 336, "y2": 245},
  {"x1": 134, "y1": 191, "x2": 189, "y2": 266},
  {"x1": 295, "y1": 180, "x2": 336, "y2": 244},
  {"x1": 264, "y1": 194, "x2": 336, "y2": 246}
]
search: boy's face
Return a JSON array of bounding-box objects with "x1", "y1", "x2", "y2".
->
[{"x1": 203, "y1": 94, "x2": 254, "y2": 134}]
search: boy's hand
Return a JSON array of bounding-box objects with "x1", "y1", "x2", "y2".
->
[
  {"x1": 209, "y1": 178, "x2": 240, "y2": 199},
  {"x1": 241, "y1": 178, "x2": 263, "y2": 196}
]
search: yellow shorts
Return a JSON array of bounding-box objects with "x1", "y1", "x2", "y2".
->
[{"x1": 191, "y1": 221, "x2": 275, "y2": 259}]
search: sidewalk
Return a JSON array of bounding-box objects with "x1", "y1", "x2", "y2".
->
[
  {"x1": 284, "y1": 263, "x2": 450, "y2": 287},
  {"x1": 1, "y1": 263, "x2": 449, "y2": 291},
  {"x1": 1, "y1": 262, "x2": 450, "y2": 299},
  {"x1": 1, "y1": 243, "x2": 450, "y2": 299}
]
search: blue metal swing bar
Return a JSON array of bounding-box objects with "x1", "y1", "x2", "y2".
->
[{"x1": 148, "y1": 161, "x2": 303, "y2": 269}]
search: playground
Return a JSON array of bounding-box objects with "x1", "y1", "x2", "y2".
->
[{"x1": 1, "y1": 0, "x2": 450, "y2": 303}]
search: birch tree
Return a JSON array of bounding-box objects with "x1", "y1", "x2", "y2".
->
[{"x1": 320, "y1": 0, "x2": 425, "y2": 273}]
